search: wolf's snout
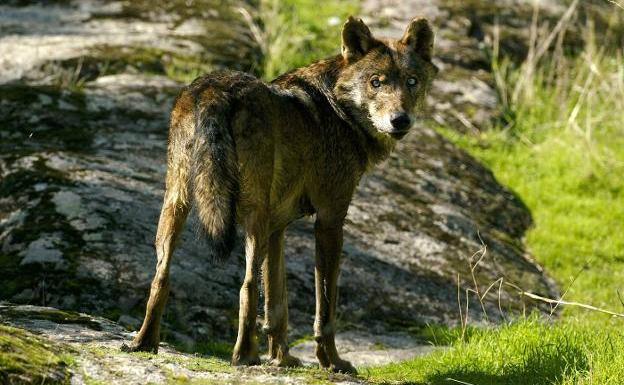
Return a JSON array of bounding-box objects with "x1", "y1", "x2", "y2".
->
[{"x1": 390, "y1": 112, "x2": 411, "y2": 131}]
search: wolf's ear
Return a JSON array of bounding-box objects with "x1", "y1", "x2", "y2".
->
[
  {"x1": 341, "y1": 16, "x2": 375, "y2": 62},
  {"x1": 400, "y1": 17, "x2": 434, "y2": 61}
]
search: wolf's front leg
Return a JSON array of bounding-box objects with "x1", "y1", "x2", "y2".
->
[
  {"x1": 262, "y1": 228, "x2": 302, "y2": 367},
  {"x1": 313, "y1": 218, "x2": 357, "y2": 374},
  {"x1": 232, "y1": 227, "x2": 266, "y2": 366}
]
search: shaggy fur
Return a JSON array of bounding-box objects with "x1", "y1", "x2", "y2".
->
[{"x1": 122, "y1": 16, "x2": 437, "y2": 374}]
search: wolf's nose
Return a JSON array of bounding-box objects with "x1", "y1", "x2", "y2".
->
[{"x1": 390, "y1": 113, "x2": 411, "y2": 131}]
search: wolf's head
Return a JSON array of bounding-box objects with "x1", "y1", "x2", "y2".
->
[{"x1": 334, "y1": 16, "x2": 437, "y2": 140}]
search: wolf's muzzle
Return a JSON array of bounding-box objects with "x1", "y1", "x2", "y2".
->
[{"x1": 390, "y1": 112, "x2": 411, "y2": 132}]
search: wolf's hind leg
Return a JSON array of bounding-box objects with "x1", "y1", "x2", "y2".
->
[
  {"x1": 122, "y1": 112, "x2": 193, "y2": 352},
  {"x1": 121, "y1": 185, "x2": 190, "y2": 353},
  {"x1": 313, "y1": 216, "x2": 357, "y2": 374},
  {"x1": 232, "y1": 217, "x2": 267, "y2": 366},
  {"x1": 263, "y1": 228, "x2": 302, "y2": 367}
]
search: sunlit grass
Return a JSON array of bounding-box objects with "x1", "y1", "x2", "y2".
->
[
  {"x1": 257, "y1": 0, "x2": 358, "y2": 80},
  {"x1": 368, "y1": 3, "x2": 624, "y2": 384},
  {"x1": 449, "y1": 23, "x2": 624, "y2": 319},
  {"x1": 366, "y1": 317, "x2": 624, "y2": 385}
]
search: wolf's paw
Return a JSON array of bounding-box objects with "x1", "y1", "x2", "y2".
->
[
  {"x1": 328, "y1": 359, "x2": 357, "y2": 375},
  {"x1": 120, "y1": 339, "x2": 159, "y2": 354},
  {"x1": 231, "y1": 351, "x2": 261, "y2": 367},
  {"x1": 270, "y1": 353, "x2": 302, "y2": 368}
]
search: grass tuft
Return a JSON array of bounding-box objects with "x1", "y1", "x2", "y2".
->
[
  {"x1": 365, "y1": 317, "x2": 615, "y2": 385},
  {"x1": 253, "y1": 0, "x2": 358, "y2": 80}
]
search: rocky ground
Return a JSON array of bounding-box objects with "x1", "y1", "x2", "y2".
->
[
  {"x1": 1, "y1": 303, "x2": 387, "y2": 384},
  {"x1": 0, "y1": 0, "x2": 574, "y2": 383},
  {"x1": 0, "y1": 304, "x2": 416, "y2": 385}
]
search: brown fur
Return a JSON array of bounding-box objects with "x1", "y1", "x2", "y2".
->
[{"x1": 122, "y1": 16, "x2": 436, "y2": 374}]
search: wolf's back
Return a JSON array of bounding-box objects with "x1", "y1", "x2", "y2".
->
[{"x1": 187, "y1": 71, "x2": 257, "y2": 260}]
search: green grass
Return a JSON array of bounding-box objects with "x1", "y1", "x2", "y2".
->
[
  {"x1": 441, "y1": 116, "x2": 624, "y2": 318},
  {"x1": 365, "y1": 317, "x2": 624, "y2": 385},
  {"x1": 443, "y1": 42, "x2": 624, "y2": 321},
  {"x1": 367, "y1": 7, "x2": 624, "y2": 385},
  {"x1": 258, "y1": 0, "x2": 358, "y2": 80},
  {"x1": 177, "y1": 341, "x2": 234, "y2": 361}
]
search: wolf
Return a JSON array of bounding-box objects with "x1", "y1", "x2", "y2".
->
[{"x1": 121, "y1": 16, "x2": 436, "y2": 373}]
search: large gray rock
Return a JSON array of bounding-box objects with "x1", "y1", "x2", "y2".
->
[{"x1": 0, "y1": 0, "x2": 559, "y2": 347}]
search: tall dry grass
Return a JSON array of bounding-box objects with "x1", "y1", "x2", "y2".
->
[
  {"x1": 238, "y1": 0, "x2": 357, "y2": 80},
  {"x1": 490, "y1": 0, "x2": 624, "y2": 171}
]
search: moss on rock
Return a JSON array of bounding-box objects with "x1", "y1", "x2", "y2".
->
[
  {"x1": 0, "y1": 324, "x2": 74, "y2": 385},
  {"x1": 1, "y1": 307, "x2": 102, "y2": 331}
]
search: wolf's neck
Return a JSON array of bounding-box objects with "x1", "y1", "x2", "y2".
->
[{"x1": 278, "y1": 56, "x2": 397, "y2": 169}]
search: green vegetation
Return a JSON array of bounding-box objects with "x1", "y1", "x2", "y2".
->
[
  {"x1": 257, "y1": 0, "x2": 358, "y2": 80},
  {"x1": 365, "y1": 317, "x2": 620, "y2": 385},
  {"x1": 0, "y1": 324, "x2": 74, "y2": 384},
  {"x1": 167, "y1": 340, "x2": 234, "y2": 364},
  {"x1": 367, "y1": 4, "x2": 624, "y2": 385},
  {"x1": 442, "y1": 55, "x2": 624, "y2": 320},
  {"x1": 289, "y1": 334, "x2": 316, "y2": 348}
]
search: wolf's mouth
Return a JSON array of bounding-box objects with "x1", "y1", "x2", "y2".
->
[{"x1": 389, "y1": 129, "x2": 409, "y2": 139}]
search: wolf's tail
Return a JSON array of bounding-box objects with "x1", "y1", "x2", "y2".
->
[{"x1": 190, "y1": 94, "x2": 239, "y2": 261}]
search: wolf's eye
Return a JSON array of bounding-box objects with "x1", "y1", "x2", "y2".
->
[
  {"x1": 370, "y1": 77, "x2": 381, "y2": 88},
  {"x1": 407, "y1": 77, "x2": 417, "y2": 86}
]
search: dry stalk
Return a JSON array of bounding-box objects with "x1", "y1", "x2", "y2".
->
[
  {"x1": 605, "y1": 0, "x2": 624, "y2": 10},
  {"x1": 457, "y1": 273, "x2": 467, "y2": 340},
  {"x1": 237, "y1": 6, "x2": 266, "y2": 55},
  {"x1": 617, "y1": 289, "x2": 624, "y2": 309},
  {"x1": 463, "y1": 286, "x2": 470, "y2": 341},
  {"x1": 456, "y1": 233, "x2": 493, "y2": 340},
  {"x1": 480, "y1": 277, "x2": 506, "y2": 321},
  {"x1": 549, "y1": 259, "x2": 592, "y2": 317},
  {"x1": 511, "y1": 0, "x2": 579, "y2": 105},
  {"x1": 566, "y1": 54, "x2": 599, "y2": 133},
  {"x1": 446, "y1": 378, "x2": 478, "y2": 385},
  {"x1": 455, "y1": 237, "x2": 623, "y2": 328},
  {"x1": 505, "y1": 282, "x2": 624, "y2": 318},
  {"x1": 491, "y1": 22, "x2": 508, "y2": 110},
  {"x1": 450, "y1": 109, "x2": 479, "y2": 133},
  {"x1": 469, "y1": 232, "x2": 489, "y2": 321}
]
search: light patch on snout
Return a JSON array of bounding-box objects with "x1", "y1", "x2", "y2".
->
[
  {"x1": 370, "y1": 111, "x2": 394, "y2": 133},
  {"x1": 369, "y1": 110, "x2": 419, "y2": 135}
]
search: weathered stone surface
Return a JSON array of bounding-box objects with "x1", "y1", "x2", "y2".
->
[
  {"x1": 0, "y1": 0, "x2": 560, "y2": 354},
  {"x1": 290, "y1": 331, "x2": 440, "y2": 367},
  {"x1": 0, "y1": 303, "x2": 368, "y2": 384}
]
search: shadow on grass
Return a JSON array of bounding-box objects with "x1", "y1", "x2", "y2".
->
[
  {"x1": 416, "y1": 342, "x2": 589, "y2": 385},
  {"x1": 170, "y1": 339, "x2": 233, "y2": 361}
]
